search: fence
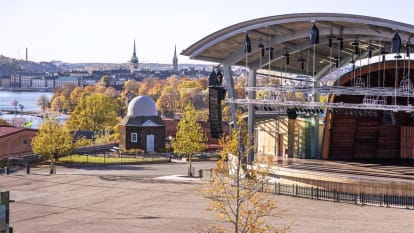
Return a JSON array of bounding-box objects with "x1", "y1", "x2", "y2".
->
[
  {"x1": 200, "y1": 169, "x2": 414, "y2": 210},
  {"x1": 261, "y1": 181, "x2": 414, "y2": 210}
]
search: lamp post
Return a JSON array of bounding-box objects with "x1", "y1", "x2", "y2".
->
[{"x1": 168, "y1": 135, "x2": 173, "y2": 162}]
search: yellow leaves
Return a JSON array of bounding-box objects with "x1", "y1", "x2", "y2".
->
[
  {"x1": 66, "y1": 93, "x2": 119, "y2": 132},
  {"x1": 31, "y1": 118, "x2": 73, "y2": 159},
  {"x1": 173, "y1": 104, "x2": 206, "y2": 156}
]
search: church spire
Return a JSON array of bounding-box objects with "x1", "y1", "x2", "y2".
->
[
  {"x1": 130, "y1": 38, "x2": 139, "y2": 72},
  {"x1": 173, "y1": 44, "x2": 178, "y2": 72},
  {"x1": 133, "y1": 38, "x2": 137, "y2": 57}
]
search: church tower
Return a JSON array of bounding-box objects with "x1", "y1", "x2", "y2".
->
[
  {"x1": 173, "y1": 44, "x2": 178, "y2": 72},
  {"x1": 130, "y1": 38, "x2": 139, "y2": 72}
]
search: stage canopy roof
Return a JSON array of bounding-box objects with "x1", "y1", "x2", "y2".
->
[{"x1": 182, "y1": 13, "x2": 414, "y2": 80}]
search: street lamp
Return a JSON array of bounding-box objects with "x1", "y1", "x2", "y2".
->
[{"x1": 168, "y1": 135, "x2": 173, "y2": 162}]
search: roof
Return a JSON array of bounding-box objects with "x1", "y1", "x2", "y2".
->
[
  {"x1": 119, "y1": 115, "x2": 165, "y2": 127},
  {"x1": 0, "y1": 126, "x2": 37, "y2": 138},
  {"x1": 127, "y1": 96, "x2": 158, "y2": 117},
  {"x1": 182, "y1": 13, "x2": 414, "y2": 80}
]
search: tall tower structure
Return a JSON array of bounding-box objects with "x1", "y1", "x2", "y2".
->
[
  {"x1": 130, "y1": 38, "x2": 139, "y2": 72},
  {"x1": 172, "y1": 44, "x2": 178, "y2": 72}
]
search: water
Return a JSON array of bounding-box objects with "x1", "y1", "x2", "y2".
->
[
  {"x1": 0, "y1": 91, "x2": 66, "y2": 128},
  {"x1": 0, "y1": 91, "x2": 53, "y2": 112}
]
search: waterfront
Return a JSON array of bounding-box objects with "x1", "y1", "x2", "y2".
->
[{"x1": 0, "y1": 90, "x2": 66, "y2": 128}]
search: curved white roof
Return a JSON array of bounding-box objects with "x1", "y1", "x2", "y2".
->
[
  {"x1": 127, "y1": 96, "x2": 158, "y2": 117},
  {"x1": 182, "y1": 13, "x2": 414, "y2": 79}
]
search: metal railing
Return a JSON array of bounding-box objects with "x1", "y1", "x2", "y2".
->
[{"x1": 264, "y1": 181, "x2": 414, "y2": 210}]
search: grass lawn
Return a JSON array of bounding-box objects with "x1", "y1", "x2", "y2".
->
[{"x1": 57, "y1": 154, "x2": 167, "y2": 164}]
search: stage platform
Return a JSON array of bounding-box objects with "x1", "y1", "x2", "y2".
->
[{"x1": 266, "y1": 157, "x2": 414, "y2": 196}]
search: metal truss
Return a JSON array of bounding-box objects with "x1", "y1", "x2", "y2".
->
[
  {"x1": 228, "y1": 98, "x2": 414, "y2": 112},
  {"x1": 245, "y1": 85, "x2": 414, "y2": 98}
]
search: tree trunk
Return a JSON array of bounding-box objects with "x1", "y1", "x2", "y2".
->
[
  {"x1": 235, "y1": 152, "x2": 240, "y2": 233},
  {"x1": 189, "y1": 154, "x2": 192, "y2": 177},
  {"x1": 50, "y1": 154, "x2": 55, "y2": 175}
]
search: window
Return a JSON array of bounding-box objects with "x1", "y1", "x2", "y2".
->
[
  {"x1": 22, "y1": 139, "x2": 28, "y2": 145},
  {"x1": 131, "y1": 133, "x2": 137, "y2": 143}
]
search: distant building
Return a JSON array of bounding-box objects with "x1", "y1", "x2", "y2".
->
[
  {"x1": 0, "y1": 126, "x2": 38, "y2": 159},
  {"x1": 173, "y1": 45, "x2": 178, "y2": 72},
  {"x1": 55, "y1": 76, "x2": 78, "y2": 88},
  {"x1": 130, "y1": 38, "x2": 139, "y2": 72},
  {"x1": 0, "y1": 76, "x2": 11, "y2": 88},
  {"x1": 119, "y1": 96, "x2": 165, "y2": 152},
  {"x1": 31, "y1": 77, "x2": 47, "y2": 89}
]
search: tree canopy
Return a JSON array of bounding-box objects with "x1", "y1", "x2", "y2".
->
[
  {"x1": 173, "y1": 103, "x2": 206, "y2": 176},
  {"x1": 66, "y1": 93, "x2": 120, "y2": 132},
  {"x1": 37, "y1": 94, "x2": 50, "y2": 113},
  {"x1": 32, "y1": 118, "x2": 73, "y2": 161}
]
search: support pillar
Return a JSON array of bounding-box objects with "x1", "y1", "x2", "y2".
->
[
  {"x1": 287, "y1": 118, "x2": 295, "y2": 158},
  {"x1": 247, "y1": 68, "x2": 256, "y2": 164},
  {"x1": 223, "y1": 64, "x2": 238, "y2": 129}
]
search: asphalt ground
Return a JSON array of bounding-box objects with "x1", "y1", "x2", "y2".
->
[{"x1": 1, "y1": 162, "x2": 414, "y2": 233}]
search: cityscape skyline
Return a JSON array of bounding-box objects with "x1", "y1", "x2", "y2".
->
[{"x1": 1, "y1": 0, "x2": 413, "y2": 64}]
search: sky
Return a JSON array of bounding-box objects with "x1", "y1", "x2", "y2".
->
[{"x1": 0, "y1": 0, "x2": 413, "y2": 64}]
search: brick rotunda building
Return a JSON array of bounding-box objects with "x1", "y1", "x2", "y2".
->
[{"x1": 119, "y1": 96, "x2": 165, "y2": 152}]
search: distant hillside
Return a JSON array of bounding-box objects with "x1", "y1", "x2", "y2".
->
[{"x1": 0, "y1": 55, "x2": 60, "y2": 76}]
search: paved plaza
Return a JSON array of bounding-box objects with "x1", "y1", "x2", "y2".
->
[{"x1": 1, "y1": 162, "x2": 414, "y2": 232}]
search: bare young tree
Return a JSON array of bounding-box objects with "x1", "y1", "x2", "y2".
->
[{"x1": 200, "y1": 117, "x2": 288, "y2": 233}]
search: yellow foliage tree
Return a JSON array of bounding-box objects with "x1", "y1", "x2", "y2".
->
[
  {"x1": 66, "y1": 93, "x2": 120, "y2": 132},
  {"x1": 173, "y1": 103, "x2": 206, "y2": 176},
  {"x1": 31, "y1": 118, "x2": 73, "y2": 173}
]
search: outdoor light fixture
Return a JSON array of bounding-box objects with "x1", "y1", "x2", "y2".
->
[
  {"x1": 310, "y1": 24, "x2": 319, "y2": 45},
  {"x1": 368, "y1": 43, "x2": 373, "y2": 58},
  {"x1": 284, "y1": 48, "x2": 290, "y2": 65},
  {"x1": 258, "y1": 42, "x2": 265, "y2": 57},
  {"x1": 327, "y1": 30, "x2": 335, "y2": 48},
  {"x1": 269, "y1": 47, "x2": 274, "y2": 59},
  {"x1": 337, "y1": 37, "x2": 344, "y2": 50},
  {"x1": 297, "y1": 56, "x2": 305, "y2": 71},
  {"x1": 352, "y1": 40, "x2": 360, "y2": 55},
  {"x1": 245, "y1": 33, "x2": 251, "y2": 53},
  {"x1": 391, "y1": 32, "x2": 401, "y2": 54},
  {"x1": 406, "y1": 42, "x2": 411, "y2": 57}
]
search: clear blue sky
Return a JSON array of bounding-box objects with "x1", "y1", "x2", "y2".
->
[{"x1": 0, "y1": 0, "x2": 413, "y2": 64}]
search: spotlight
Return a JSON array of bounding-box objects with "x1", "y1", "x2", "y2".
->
[
  {"x1": 352, "y1": 40, "x2": 360, "y2": 55},
  {"x1": 391, "y1": 32, "x2": 401, "y2": 54},
  {"x1": 269, "y1": 47, "x2": 274, "y2": 59},
  {"x1": 258, "y1": 43, "x2": 265, "y2": 57},
  {"x1": 297, "y1": 56, "x2": 306, "y2": 72},
  {"x1": 283, "y1": 48, "x2": 290, "y2": 65},
  {"x1": 245, "y1": 34, "x2": 251, "y2": 53},
  {"x1": 406, "y1": 42, "x2": 411, "y2": 57},
  {"x1": 337, "y1": 37, "x2": 344, "y2": 50},
  {"x1": 327, "y1": 32, "x2": 335, "y2": 48},
  {"x1": 310, "y1": 24, "x2": 319, "y2": 45}
]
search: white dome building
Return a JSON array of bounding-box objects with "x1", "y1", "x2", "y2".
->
[{"x1": 119, "y1": 96, "x2": 165, "y2": 151}]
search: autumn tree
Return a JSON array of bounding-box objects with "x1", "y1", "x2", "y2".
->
[
  {"x1": 99, "y1": 75, "x2": 111, "y2": 87},
  {"x1": 200, "y1": 116, "x2": 287, "y2": 233},
  {"x1": 37, "y1": 94, "x2": 50, "y2": 113},
  {"x1": 172, "y1": 104, "x2": 206, "y2": 176},
  {"x1": 31, "y1": 118, "x2": 73, "y2": 174},
  {"x1": 66, "y1": 93, "x2": 120, "y2": 132},
  {"x1": 50, "y1": 83, "x2": 76, "y2": 113},
  {"x1": 123, "y1": 79, "x2": 140, "y2": 95},
  {"x1": 156, "y1": 86, "x2": 180, "y2": 118},
  {"x1": 11, "y1": 99, "x2": 18, "y2": 113}
]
